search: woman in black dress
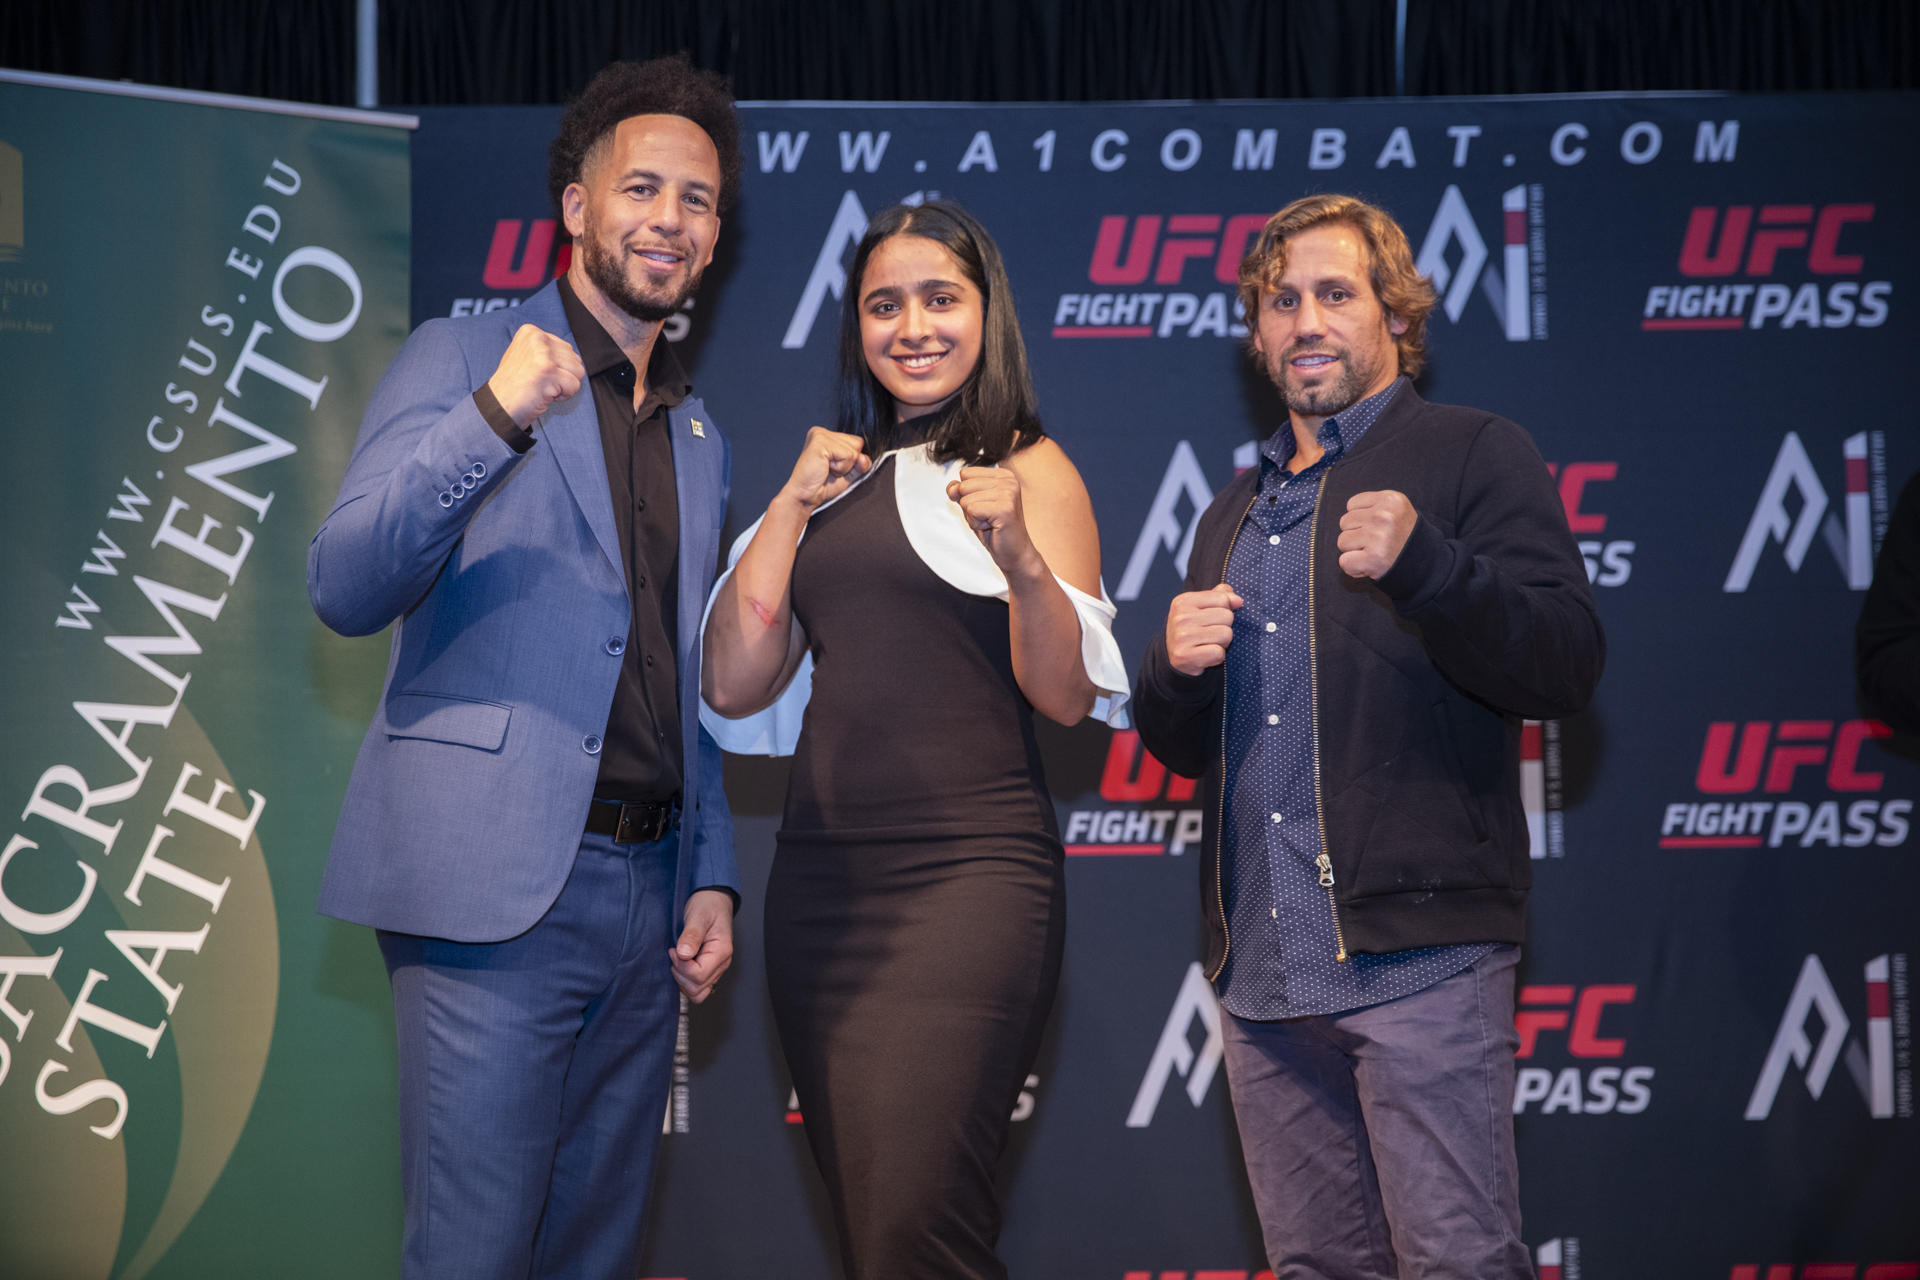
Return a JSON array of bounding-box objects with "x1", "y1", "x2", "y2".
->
[{"x1": 701, "y1": 201, "x2": 1125, "y2": 1279}]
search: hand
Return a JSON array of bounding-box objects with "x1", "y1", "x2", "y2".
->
[
  {"x1": 1166, "y1": 584, "x2": 1244, "y2": 676},
  {"x1": 946, "y1": 466, "x2": 1043, "y2": 578},
  {"x1": 1337, "y1": 490, "x2": 1418, "y2": 580},
  {"x1": 779, "y1": 426, "x2": 872, "y2": 514},
  {"x1": 669, "y1": 888, "x2": 735, "y2": 1004},
  {"x1": 486, "y1": 324, "x2": 586, "y2": 427}
]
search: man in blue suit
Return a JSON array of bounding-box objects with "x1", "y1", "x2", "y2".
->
[{"x1": 309, "y1": 56, "x2": 743, "y2": 1280}]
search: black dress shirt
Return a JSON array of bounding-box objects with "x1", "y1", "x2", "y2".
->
[{"x1": 474, "y1": 279, "x2": 685, "y2": 803}]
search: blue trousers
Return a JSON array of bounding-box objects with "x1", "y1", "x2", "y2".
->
[
  {"x1": 378, "y1": 830, "x2": 679, "y2": 1280},
  {"x1": 1221, "y1": 944, "x2": 1531, "y2": 1280}
]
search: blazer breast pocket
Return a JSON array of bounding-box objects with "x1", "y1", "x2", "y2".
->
[{"x1": 385, "y1": 692, "x2": 513, "y2": 751}]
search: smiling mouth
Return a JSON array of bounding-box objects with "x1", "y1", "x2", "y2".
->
[
  {"x1": 892, "y1": 350, "x2": 949, "y2": 371},
  {"x1": 634, "y1": 247, "x2": 684, "y2": 268},
  {"x1": 1290, "y1": 352, "x2": 1337, "y2": 373}
]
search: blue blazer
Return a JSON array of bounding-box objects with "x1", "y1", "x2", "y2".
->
[{"x1": 309, "y1": 281, "x2": 737, "y2": 943}]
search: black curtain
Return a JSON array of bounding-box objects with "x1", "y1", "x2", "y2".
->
[
  {"x1": 0, "y1": 0, "x2": 356, "y2": 105},
  {"x1": 3, "y1": 0, "x2": 1914, "y2": 105},
  {"x1": 1406, "y1": 0, "x2": 1920, "y2": 96}
]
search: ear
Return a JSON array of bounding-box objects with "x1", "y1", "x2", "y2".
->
[
  {"x1": 1386, "y1": 309, "x2": 1409, "y2": 337},
  {"x1": 561, "y1": 182, "x2": 588, "y2": 240}
]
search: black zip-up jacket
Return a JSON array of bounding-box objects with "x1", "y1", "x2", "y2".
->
[
  {"x1": 1857, "y1": 471, "x2": 1920, "y2": 735},
  {"x1": 1133, "y1": 385, "x2": 1605, "y2": 978}
]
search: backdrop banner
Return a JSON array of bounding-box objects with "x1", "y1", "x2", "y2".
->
[
  {"x1": 0, "y1": 77, "x2": 411, "y2": 1279},
  {"x1": 410, "y1": 92, "x2": 1920, "y2": 1280},
  {"x1": 14, "y1": 88, "x2": 1890, "y2": 1280}
]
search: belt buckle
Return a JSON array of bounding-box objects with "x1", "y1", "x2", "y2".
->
[{"x1": 615, "y1": 802, "x2": 666, "y2": 844}]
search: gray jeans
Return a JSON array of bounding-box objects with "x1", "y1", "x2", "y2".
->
[{"x1": 1221, "y1": 944, "x2": 1532, "y2": 1280}]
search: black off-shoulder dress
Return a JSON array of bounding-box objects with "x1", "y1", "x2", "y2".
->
[{"x1": 765, "y1": 454, "x2": 1066, "y2": 1280}]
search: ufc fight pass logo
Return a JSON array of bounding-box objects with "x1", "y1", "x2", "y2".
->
[
  {"x1": 1512, "y1": 985, "x2": 1653, "y2": 1116},
  {"x1": 1659, "y1": 718, "x2": 1910, "y2": 851},
  {"x1": 1643, "y1": 201, "x2": 1890, "y2": 331}
]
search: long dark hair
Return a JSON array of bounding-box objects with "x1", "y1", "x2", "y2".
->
[{"x1": 834, "y1": 200, "x2": 1045, "y2": 465}]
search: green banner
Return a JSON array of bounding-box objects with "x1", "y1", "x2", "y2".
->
[{"x1": 0, "y1": 77, "x2": 409, "y2": 1279}]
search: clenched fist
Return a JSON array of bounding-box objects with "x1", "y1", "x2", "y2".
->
[
  {"x1": 1336, "y1": 490, "x2": 1417, "y2": 580},
  {"x1": 778, "y1": 426, "x2": 872, "y2": 514},
  {"x1": 487, "y1": 324, "x2": 586, "y2": 427},
  {"x1": 946, "y1": 466, "x2": 1041, "y2": 578},
  {"x1": 1165, "y1": 584, "x2": 1244, "y2": 677}
]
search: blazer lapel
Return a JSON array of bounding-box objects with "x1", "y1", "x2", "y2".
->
[
  {"x1": 668, "y1": 398, "x2": 719, "y2": 735},
  {"x1": 521, "y1": 286, "x2": 626, "y2": 585}
]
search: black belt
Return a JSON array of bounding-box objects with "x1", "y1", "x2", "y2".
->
[{"x1": 584, "y1": 798, "x2": 678, "y2": 844}]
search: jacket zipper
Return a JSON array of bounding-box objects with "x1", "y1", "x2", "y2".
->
[
  {"x1": 1206, "y1": 489, "x2": 1261, "y2": 983},
  {"x1": 1306, "y1": 471, "x2": 1350, "y2": 962}
]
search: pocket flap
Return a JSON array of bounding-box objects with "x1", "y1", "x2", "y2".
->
[{"x1": 385, "y1": 692, "x2": 512, "y2": 751}]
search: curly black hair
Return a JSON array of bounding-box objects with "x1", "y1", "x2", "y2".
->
[{"x1": 547, "y1": 53, "x2": 743, "y2": 216}]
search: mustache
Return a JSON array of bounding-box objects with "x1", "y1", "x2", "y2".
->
[
  {"x1": 624, "y1": 239, "x2": 687, "y2": 260},
  {"x1": 1283, "y1": 338, "x2": 1343, "y2": 359}
]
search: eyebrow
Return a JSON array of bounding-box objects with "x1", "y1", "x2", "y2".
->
[
  {"x1": 862, "y1": 277, "x2": 965, "y2": 304},
  {"x1": 1280, "y1": 274, "x2": 1362, "y2": 293}
]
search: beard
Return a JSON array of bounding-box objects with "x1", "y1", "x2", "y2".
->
[
  {"x1": 579, "y1": 217, "x2": 703, "y2": 324},
  {"x1": 1263, "y1": 339, "x2": 1387, "y2": 419}
]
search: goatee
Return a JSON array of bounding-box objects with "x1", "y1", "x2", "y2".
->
[
  {"x1": 581, "y1": 228, "x2": 702, "y2": 324},
  {"x1": 1266, "y1": 342, "x2": 1377, "y2": 419}
]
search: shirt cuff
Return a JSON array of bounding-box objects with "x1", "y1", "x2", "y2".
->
[
  {"x1": 473, "y1": 383, "x2": 535, "y2": 454},
  {"x1": 689, "y1": 884, "x2": 740, "y2": 911}
]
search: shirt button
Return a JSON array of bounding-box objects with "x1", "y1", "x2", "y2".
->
[
  {"x1": 606, "y1": 636, "x2": 626, "y2": 655},
  {"x1": 1269, "y1": 534, "x2": 1280, "y2": 545},
  {"x1": 1265, "y1": 621, "x2": 1277, "y2": 632},
  {"x1": 583, "y1": 735, "x2": 602, "y2": 755},
  {"x1": 1268, "y1": 714, "x2": 1278, "y2": 725},
  {"x1": 1271, "y1": 812, "x2": 1283, "y2": 823}
]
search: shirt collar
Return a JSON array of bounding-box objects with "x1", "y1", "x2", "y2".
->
[
  {"x1": 1261, "y1": 375, "x2": 1406, "y2": 473},
  {"x1": 556, "y1": 274, "x2": 692, "y2": 405}
]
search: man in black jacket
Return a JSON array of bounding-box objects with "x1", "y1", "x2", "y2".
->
[
  {"x1": 1858, "y1": 472, "x2": 1920, "y2": 735},
  {"x1": 1133, "y1": 194, "x2": 1603, "y2": 1279}
]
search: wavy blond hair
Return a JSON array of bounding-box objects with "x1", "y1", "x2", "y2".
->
[{"x1": 1236, "y1": 194, "x2": 1438, "y2": 378}]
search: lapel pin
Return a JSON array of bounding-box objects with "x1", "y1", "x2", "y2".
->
[{"x1": 691, "y1": 419, "x2": 705, "y2": 438}]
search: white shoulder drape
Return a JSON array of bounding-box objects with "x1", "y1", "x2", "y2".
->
[{"x1": 698, "y1": 443, "x2": 1131, "y2": 757}]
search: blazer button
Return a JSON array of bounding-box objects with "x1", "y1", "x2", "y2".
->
[
  {"x1": 606, "y1": 637, "x2": 626, "y2": 655},
  {"x1": 583, "y1": 735, "x2": 602, "y2": 754}
]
